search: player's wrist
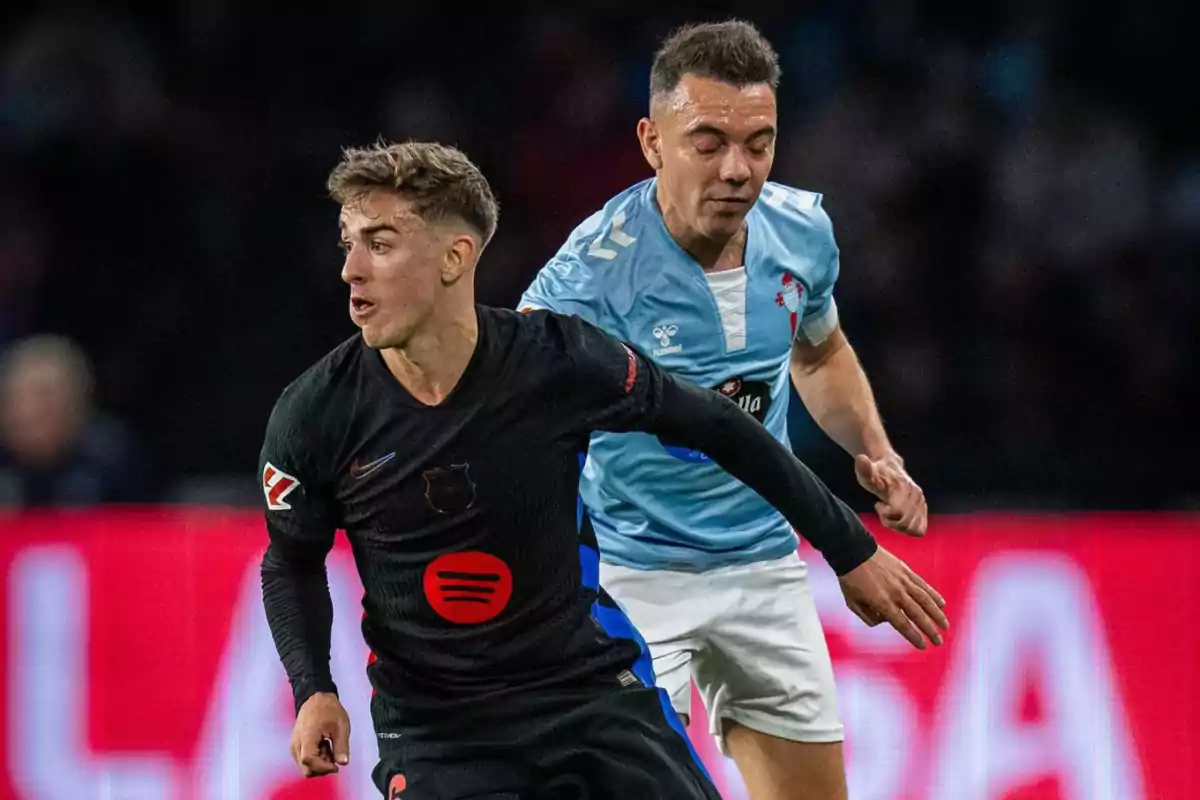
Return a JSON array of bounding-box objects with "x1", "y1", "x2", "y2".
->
[
  {"x1": 294, "y1": 680, "x2": 339, "y2": 717},
  {"x1": 861, "y1": 448, "x2": 903, "y2": 469},
  {"x1": 821, "y1": 531, "x2": 879, "y2": 577}
]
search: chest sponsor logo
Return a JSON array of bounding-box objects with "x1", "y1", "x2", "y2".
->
[{"x1": 423, "y1": 551, "x2": 514, "y2": 624}]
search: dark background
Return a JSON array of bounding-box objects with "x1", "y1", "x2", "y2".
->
[{"x1": 1, "y1": 1, "x2": 1196, "y2": 512}]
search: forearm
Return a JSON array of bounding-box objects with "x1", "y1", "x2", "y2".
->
[
  {"x1": 651, "y1": 374, "x2": 877, "y2": 575},
  {"x1": 260, "y1": 540, "x2": 337, "y2": 714},
  {"x1": 790, "y1": 337, "x2": 896, "y2": 462}
]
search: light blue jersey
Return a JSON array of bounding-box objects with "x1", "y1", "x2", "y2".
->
[{"x1": 520, "y1": 177, "x2": 841, "y2": 572}]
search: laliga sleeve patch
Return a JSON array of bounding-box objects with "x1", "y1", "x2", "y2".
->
[
  {"x1": 423, "y1": 551, "x2": 513, "y2": 624},
  {"x1": 262, "y1": 462, "x2": 300, "y2": 510}
]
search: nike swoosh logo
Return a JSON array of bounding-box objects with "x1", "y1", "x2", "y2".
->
[{"x1": 350, "y1": 452, "x2": 396, "y2": 479}]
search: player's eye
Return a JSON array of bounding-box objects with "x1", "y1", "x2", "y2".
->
[
  {"x1": 693, "y1": 135, "x2": 721, "y2": 154},
  {"x1": 370, "y1": 239, "x2": 391, "y2": 254},
  {"x1": 338, "y1": 240, "x2": 352, "y2": 254},
  {"x1": 746, "y1": 136, "x2": 774, "y2": 156}
]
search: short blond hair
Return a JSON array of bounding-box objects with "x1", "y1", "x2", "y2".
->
[{"x1": 327, "y1": 139, "x2": 499, "y2": 247}]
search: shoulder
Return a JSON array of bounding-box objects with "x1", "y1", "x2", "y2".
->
[
  {"x1": 507, "y1": 305, "x2": 589, "y2": 354},
  {"x1": 754, "y1": 180, "x2": 836, "y2": 245},
  {"x1": 507, "y1": 306, "x2": 627, "y2": 370},
  {"x1": 521, "y1": 179, "x2": 661, "y2": 323},
  {"x1": 549, "y1": 178, "x2": 657, "y2": 270},
  {"x1": 265, "y1": 334, "x2": 362, "y2": 435}
]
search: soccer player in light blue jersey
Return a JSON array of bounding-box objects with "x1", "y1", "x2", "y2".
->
[{"x1": 520, "y1": 20, "x2": 949, "y2": 800}]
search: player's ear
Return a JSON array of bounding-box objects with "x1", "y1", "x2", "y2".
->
[
  {"x1": 637, "y1": 118, "x2": 663, "y2": 171},
  {"x1": 441, "y1": 232, "x2": 478, "y2": 285}
]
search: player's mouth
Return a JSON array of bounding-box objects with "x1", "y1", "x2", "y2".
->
[
  {"x1": 350, "y1": 297, "x2": 377, "y2": 318},
  {"x1": 707, "y1": 197, "x2": 753, "y2": 212}
]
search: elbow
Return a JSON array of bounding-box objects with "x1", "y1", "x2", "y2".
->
[{"x1": 261, "y1": 542, "x2": 325, "y2": 578}]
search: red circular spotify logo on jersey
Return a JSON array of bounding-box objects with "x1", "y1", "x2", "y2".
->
[{"x1": 423, "y1": 551, "x2": 513, "y2": 624}]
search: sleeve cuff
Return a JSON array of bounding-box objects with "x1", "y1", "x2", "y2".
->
[
  {"x1": 821, "y1": 532, "x2": 879, "y2": 577},
  {"x1": 293, "y1": 678, "x2": 339, "y2": 716},
  {"x1": 798, "y1": 297, "x2": 839, "y2": 345}
]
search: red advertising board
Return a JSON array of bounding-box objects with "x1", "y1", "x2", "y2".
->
[{"x1": 0, "y1": 509, "x2": 1195, "y2": 799}]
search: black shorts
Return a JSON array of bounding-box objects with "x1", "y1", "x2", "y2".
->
[{"x1": 368, "y1": 683, "x2": 721, "y2": 799}]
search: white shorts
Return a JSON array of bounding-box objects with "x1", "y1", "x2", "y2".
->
[{"x1": 600, "y1": 551, "x2": 844, "y2": 755}]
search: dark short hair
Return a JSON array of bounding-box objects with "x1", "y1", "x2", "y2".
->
[
  {"x1": 327, "y1": 139, "x2": 499, "y2": 248},
  {"x1": 650, "y1": 20, "x2": 781, "y2": 99}
]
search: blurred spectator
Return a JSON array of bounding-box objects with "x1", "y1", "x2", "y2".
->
[{"x1": 0, "y1": 334, "x2": 154, "y2": 507}]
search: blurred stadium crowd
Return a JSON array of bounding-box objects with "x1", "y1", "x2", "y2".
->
[{"x1": 0, "y1": 2, "x2": 1196, "y2": 511}]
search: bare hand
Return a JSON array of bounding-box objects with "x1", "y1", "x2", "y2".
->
[
  {"x1": 291, "y1": 692, "x2": 351, "y2": 778},
  {"x1": 855, "y1": 453, "x2": 927, "y2": 536},
  {"x1": 839, "y1": 546, "x2": 948, "y2": 649}
]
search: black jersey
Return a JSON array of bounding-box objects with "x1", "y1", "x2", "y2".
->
[{"x1": 259, "y1": 306, "x2": 876, "y2": 717}]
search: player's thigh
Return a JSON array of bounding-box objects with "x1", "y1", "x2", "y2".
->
[
  {"x1": 373, "y1": 754, "x2": 535, "y2": 800},
  {"x1": 723, "y1": 722, "x2": 847, "y2": 800},
  {"x1": 694, "y1": 553, "x2": 844, "y2": 754},
  {"x1": 534, "y1": 685, "x2": 722, "y2": 800},
  {"x1": 371, "y1": 697, "x2": 536, "y2": 799},
  {"x1": 598, "y1": 561, "x2": 707, "y2": 717}
]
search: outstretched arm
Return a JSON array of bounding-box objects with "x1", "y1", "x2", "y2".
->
[
  {"x1": 648, "y1": 369, "x2": 878, "y2": 575},
  {"x1": 560, "y1": 314, "x2": 948, "y2": 648},
  {"x1": 561, "y1": 316, "x2": 876, "y2": 576}
]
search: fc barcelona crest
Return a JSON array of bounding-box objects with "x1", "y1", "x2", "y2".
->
[{"x1": 422, "y1": 463, "x2": 476, "y2": 514}]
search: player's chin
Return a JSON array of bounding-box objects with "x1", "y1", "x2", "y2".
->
[
  {"x1": 358, "y1": 323, "x2": 388, "y2": 349},
  {"x1": 361, "y1": 323, "x2": 410, "y2": 351},
  {"x1": 700, "y1": 213, "x2": 746, "y2": 238}
]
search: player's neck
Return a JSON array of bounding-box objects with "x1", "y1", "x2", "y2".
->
[
  {"x1": 669, "y1": 221, "x2": 746, "y2": 273},
  {"x1": 657, "y1": 194, "x2": 746, "y2": 272},
  {"x1": 382, "y1": 305, "x2": 479, "y2": 406}
]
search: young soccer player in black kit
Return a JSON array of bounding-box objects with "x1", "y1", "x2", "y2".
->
[{"x1": 259, "y1": 140, "x2": 891, "y2": 799}]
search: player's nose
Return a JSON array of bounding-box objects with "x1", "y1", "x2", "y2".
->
[
  {"x1": 718, "y1": 146, "x2": 752, "y2": 185},
  {"x1": 341, "y1": 248, "x2": 367, "y2": 284}
]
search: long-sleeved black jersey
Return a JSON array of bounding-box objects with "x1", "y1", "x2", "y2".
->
[{"x1": 259, "y1": 306, "x2": 876, "y2": 718}]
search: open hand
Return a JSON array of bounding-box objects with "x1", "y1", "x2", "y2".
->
[{"x1": 839, "y1": 546, "x2": 948, "y2": 649}]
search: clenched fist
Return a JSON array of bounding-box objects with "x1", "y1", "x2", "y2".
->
[{"x1": 291, "y1": 692, "x2": 351, "y2": 778}]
